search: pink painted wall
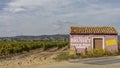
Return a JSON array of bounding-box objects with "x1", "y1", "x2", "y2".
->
[
  {"x1": 70, "y1": 35, "x2": 118, "y2": 53},
  {"x1": 104, "y1": 35, "x2": 118, "y2": 52}
]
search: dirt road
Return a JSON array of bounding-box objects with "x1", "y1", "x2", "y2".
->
[
  {"x1": 0, "y1": 47, "x2": 68, "y2": 68},
  {"x1": 25, "y1": 56, "x2": 120, "y2": 68},
  {"x1": 1, "y1": 47, "x2": 120, "y2": 68}
]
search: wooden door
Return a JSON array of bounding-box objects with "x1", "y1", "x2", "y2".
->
[{"x1": 93, "y1": 38, "x2": 103, "y2": 49}]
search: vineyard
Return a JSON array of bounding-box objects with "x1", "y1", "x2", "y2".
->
[{"x1": 0, "y1": 41, "x2": 69, "y2": 56}]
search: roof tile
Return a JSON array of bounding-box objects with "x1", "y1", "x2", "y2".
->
[{"x1": 70, "y1": 26, "x2": 118, "y2": 35}]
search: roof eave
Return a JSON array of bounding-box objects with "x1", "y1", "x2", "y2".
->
[{"x1": 70, "y1": 33, "x2": 118, "y2": 35}]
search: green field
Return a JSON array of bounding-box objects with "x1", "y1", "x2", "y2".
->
[
  {"x1": 0, "y1": 41, "x2": 69, "y2": 56},
  {"x1": 0, "y1": 40, "x2": 120, "y2": 57}
]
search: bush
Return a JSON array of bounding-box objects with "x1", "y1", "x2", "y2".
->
[
  {"x1": 118, "y1": 41, "x2": 120, "y2": 52},
  {"x1": 82, "y1": 48, "x2": 118, "y2": 58}
]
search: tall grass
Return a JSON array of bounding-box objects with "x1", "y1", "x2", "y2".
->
[
  {"x1": 118, "y1": 41, "x2": 120, "y2": 52},
  {"x1": 83, "y1": 48, "x2": 118, "y2": 58}
]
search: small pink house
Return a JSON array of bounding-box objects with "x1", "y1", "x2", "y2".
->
[{"x1": 70, "y1": 26, "x2": 118, "y2": 54}]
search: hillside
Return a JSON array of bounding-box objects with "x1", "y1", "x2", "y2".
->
[
  {"x1": 0, "y1": 34, "x2": 69, "y2": 41},
  {"x1": 0, "y1": 35, "x2": 119, "y2": 41}
]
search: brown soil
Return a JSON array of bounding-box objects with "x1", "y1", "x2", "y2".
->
[{"x1": 0, "y1": 46, "x2": 68, "y2": 68}]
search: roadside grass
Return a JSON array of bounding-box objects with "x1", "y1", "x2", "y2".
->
[
  {"x1": 54, "y1": 52, "x2": 80, "y2": 61},
  {"x1": 118, "y1": 41, "x2": 120, "y2": 52},
  {"x1": 54, "y1": 48, "x2": 119, "y2": 61},
  {"x1": 82, "y1": 48, "x2": 118, "y2": 58},
  {"x1": 54, "y1": 52, "x2": 69, "y2": 61}
]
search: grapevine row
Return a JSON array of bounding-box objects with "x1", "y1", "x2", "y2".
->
[{"x1": 0, "y1": 41, "x2": 69, "y2": 56}]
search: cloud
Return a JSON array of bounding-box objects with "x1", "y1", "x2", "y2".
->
[
  {"x1": 53, "y1": 20, "x2": 75, "y2": 30},
  {"x1": 4, "y1": 0, "x2": 58, "y2": 13},
  {"x1": 0, "y1": 0, "x2": 120, "y2": 36},
  {"x1": 0, "y1": 0, "x2": 12, "y2": 10}
]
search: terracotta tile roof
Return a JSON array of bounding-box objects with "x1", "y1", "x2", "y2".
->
[{"x1": 70, "y1": 26, "x2": 118, "y2": 35}]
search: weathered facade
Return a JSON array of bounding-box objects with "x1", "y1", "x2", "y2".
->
[{"x1": 70, "y1": 26, "x2": 118, "y2": 54}]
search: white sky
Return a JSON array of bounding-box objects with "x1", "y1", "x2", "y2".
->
[{"x1": 0, "y1": 0, "x2": 120, "y2": 37}]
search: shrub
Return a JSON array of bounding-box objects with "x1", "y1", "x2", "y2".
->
[
  {"x1": 118, "y1": 41, "x2": 120, "y2": 52},
  {"x1": 69, "y1": 46, "x2": 77, "y2": 57},
  {"x1": 82, "y1": 48, "x2": 118, "y2": 58}
]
